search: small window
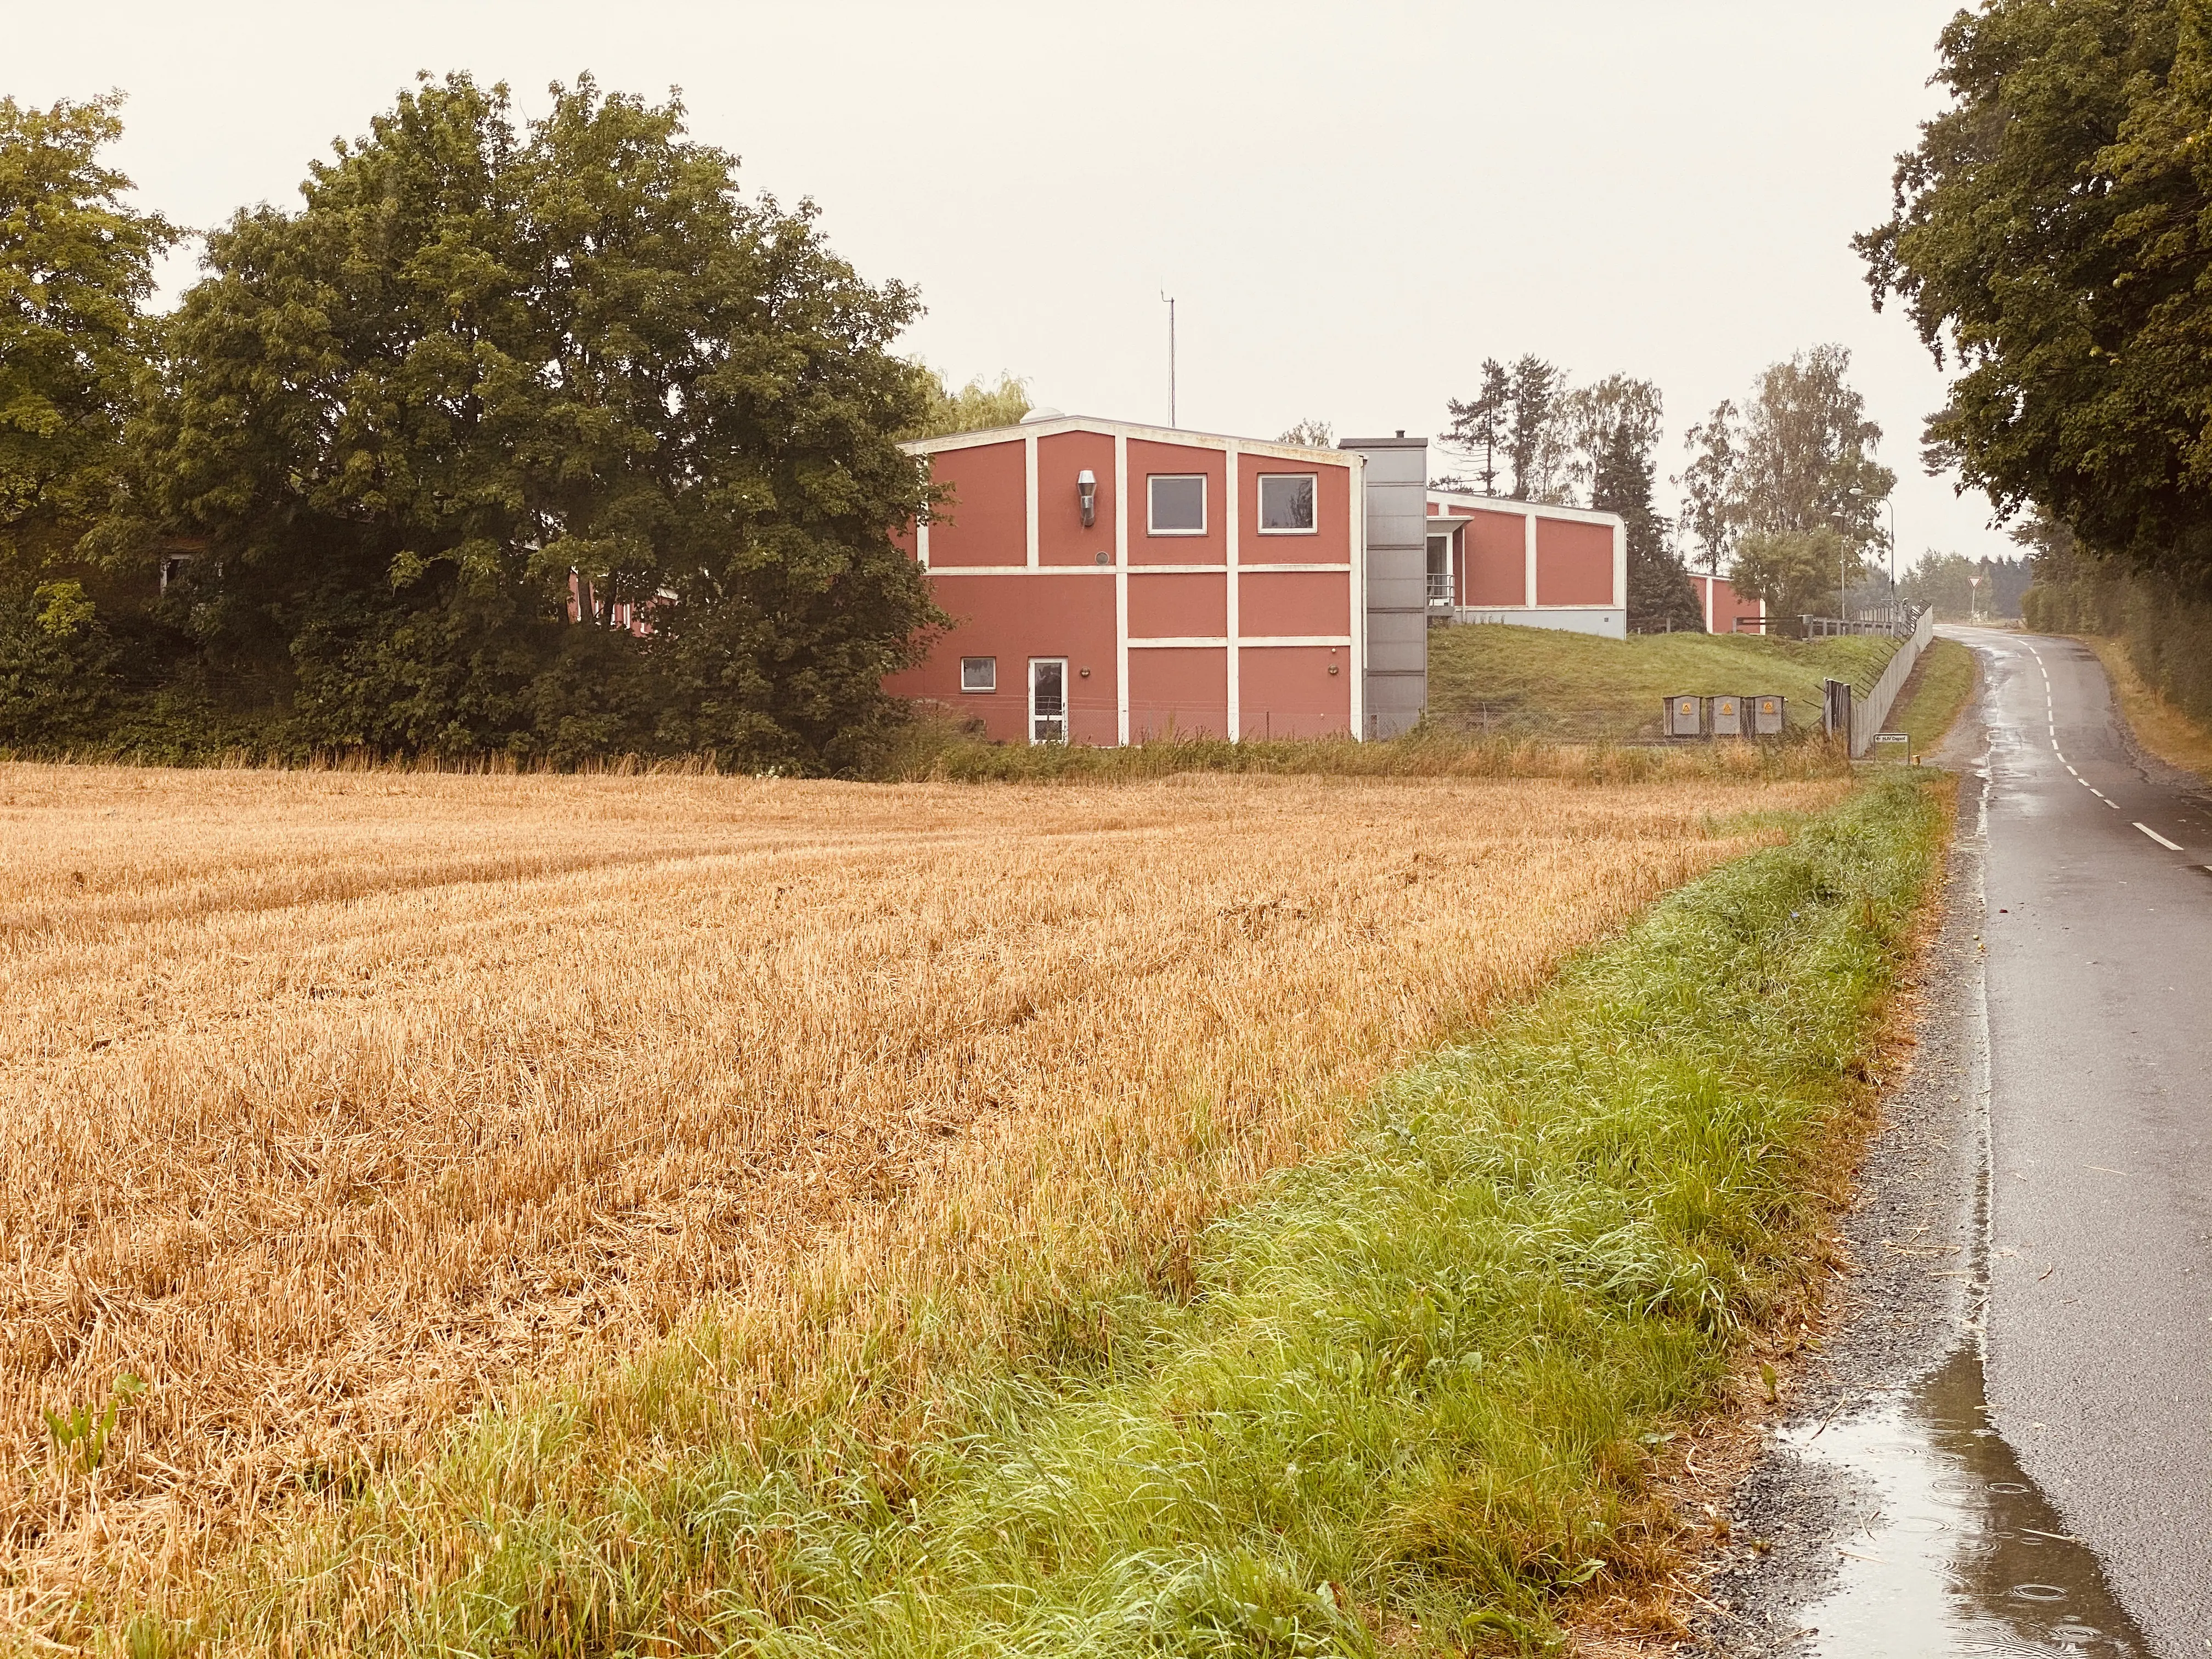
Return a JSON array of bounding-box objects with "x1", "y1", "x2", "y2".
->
[
  {"x1": 1148, "y1": 474, "x2": 1206, "y2": 535},
  {"x1": 960, "y1": 656, "x2": 996, "y2": 693},
  {"x1": 1257, "y1": 473, "x2": 1317, "y2": 534}
]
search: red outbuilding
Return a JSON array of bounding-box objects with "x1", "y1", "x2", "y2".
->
[
  {"x1": 1423, "y1": 490, "x2": 1628, "y2": 636},
  {"x1": 1687, "y1": 571, "x2": 1767, "y2": 634}
]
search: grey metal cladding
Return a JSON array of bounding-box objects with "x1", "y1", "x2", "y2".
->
[
  {"x1": 1363, "y1": 500, "x2": 1426, "y2": 537},
  {"x1": 1338, "y1": 435, "x2": 1430, "y2": 740},
  {"x1": 1367, "y1": 574, "x2": 1429, "y2": 607}
]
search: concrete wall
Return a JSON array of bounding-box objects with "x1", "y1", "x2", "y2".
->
[{"x1": 1450, "y1": 607, "x2": 1627, "y2": 637}]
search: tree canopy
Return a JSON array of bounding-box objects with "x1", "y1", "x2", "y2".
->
[
  {"x1": 1658, "y1": 346, "x2": 1894, "y2": 621},
  {"x1": 112, "y1": 72, "x2": 938, "y2": 766},
  {"x1": 0, "y1": 93, "x2": 174, "y2": 582},
  {"x1": 1446, "y1": 360, "x2": 1703, "y2": 629},
  {"x1": 1567, "y1": 375, "x2": 1702, "y2": 632},
  {"x1": 902, "y1": 368, "x2": 1030, "y2": 438},
  {"x1": 1859, "y1": 0, "x2": 2212, "y2": 588}
]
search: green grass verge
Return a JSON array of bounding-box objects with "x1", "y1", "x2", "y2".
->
[
  {"x1": 1427, "y1": 625, "x2": 1906, "y2": 742},
  {"x1": 148, "y1": 777, "x2": 1945, "y2": 1658},
  {"x1": 1885, "y1": 638, "x2": 1977, "y2": 759},
  {"x1": 2080, "y1": 634, "x2": 2212, "y2": 783},
  {"x1": 882, "y1": 723, "x2": 1846, "y2": 784}
]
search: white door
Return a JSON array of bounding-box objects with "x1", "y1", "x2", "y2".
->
[{"x1": 1029, "y1": 658, "x2": 1068, "y2": 744}]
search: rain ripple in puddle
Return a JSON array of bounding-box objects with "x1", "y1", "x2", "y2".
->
[{"x1": 1784, "y1": 1343, "x2": 2151, "y2": 1655}]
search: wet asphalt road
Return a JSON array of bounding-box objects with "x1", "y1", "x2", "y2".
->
[{"x1": 1966, "y1": 626, "x2": 2212, "y2": 1649}]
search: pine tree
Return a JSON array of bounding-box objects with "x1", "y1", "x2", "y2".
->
[{"x1": 1587, "y1": 398, "x2": 1702, "y2": 633}]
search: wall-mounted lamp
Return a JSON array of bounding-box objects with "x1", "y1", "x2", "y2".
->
[{"x1": 1076, "y1": 469, "x2": 1097, "y2": 528}]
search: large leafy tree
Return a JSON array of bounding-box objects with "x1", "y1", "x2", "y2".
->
[
  {"x1": 1858, "y1": 0, "x2": 2212, "y2": 585},
  {"x1": 0, "y1": 94, "x2": 174, "y2": 739},
  {"x1": 124, "y1": 72, "x2": 938, "y2": 766},
  {"x1": 1734, "y1": 346, "x2": 1894, "y2": 550},
  {"x1": 1731, "y1": 527, "x2": 1852, "y2": 621},
  {"x1": 1658, "y1": 347, "x2": 1892, "y2": 621},
  {"x1": 0, "y1": 94, "x2": 174, "y2": 578},
  {"x1": 1674, "y1": 400, "x2": 1740, "y2": 577}
]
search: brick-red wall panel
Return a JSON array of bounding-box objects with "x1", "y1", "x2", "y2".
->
[
  {"x1": 928, "y1": 442, "x2": 1026, "y2": 567},
  {"x1": 1535, "y1": 519, "x2": 1615, "y2": 606},
  {"x1": 883, "y1": 571, "x2": 1117, "y2": 743},
  {"x1": 1128, "y1": 647, "x2": 1227, "y2": 740},
  {"x1": 1237, "y1": 645, "x2": 1350, "y2": 738}
]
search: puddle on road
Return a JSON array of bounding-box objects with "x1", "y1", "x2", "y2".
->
[{"x1": 1784, "y1": 1342, "x2": 2152, "y2": 1656}]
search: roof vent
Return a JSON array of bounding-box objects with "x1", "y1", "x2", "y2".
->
[{"x1": 1020, "y1": 406, "x2": 1065, "y2": 423}]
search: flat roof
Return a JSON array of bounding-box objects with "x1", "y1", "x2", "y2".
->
[
  {"x1": 901, "y1": 414, "x2": 1356, "y2": 465},
  {"x1": 1427, "y1": 488, "x2": 1625, "y2": 530}
]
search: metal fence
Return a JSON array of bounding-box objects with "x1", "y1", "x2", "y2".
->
[
  {"x1": 1802, "y1": 599, "x2": 1925, "y2": 639},
  {"x1": 1827, "y1": 603, "x2": 1936, "y2": 757}
]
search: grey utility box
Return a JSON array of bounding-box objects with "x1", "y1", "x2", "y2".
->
[
  {"x1": 1752, "y1": 693, "x2": 1786, "y2": 736},
  {"x1": 1708, "y1": 693, "x2": 1747, "y2": 737},
  {"x1": 1664, "y1": 694, "x2": 1703, "y2": 737}
]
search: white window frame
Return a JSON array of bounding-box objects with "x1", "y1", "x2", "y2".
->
[
  {"x1": 1147, "y1": 474, "x2": 1207, "y2": 537},
  {"x1": 1028, "y1": 657, "x2": 1069, "y2": 744},
  {"x1": 959, "y1": 656, "x2": 996, "y2": 693},
  {"x1": 1255, "y1": 472, "x2": 1319, "y2": 536}
]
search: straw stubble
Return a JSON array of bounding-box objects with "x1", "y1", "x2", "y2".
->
[{"x1": 0, "y1": 762, "x2": 1839, "y2": 1621}]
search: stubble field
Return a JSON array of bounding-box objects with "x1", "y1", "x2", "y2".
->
[{"x1": 0, "y1": 760, "x2": 1846, "y2": 1633}]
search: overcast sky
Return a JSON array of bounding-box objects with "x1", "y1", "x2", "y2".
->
[{"x1": 13, "y1": 1, "x2": 2001, "y2": 568}]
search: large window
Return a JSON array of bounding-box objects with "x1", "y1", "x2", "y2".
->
[
  {"x1": 1147, "y1": 474, "x2": 1206, "y2": 535},
  {"x1": 960, "y1": 656, "x2": 996, "y2": 693},
  {"x1": 1257, "y1": 473, "x2": 1317, "y2": 534}
]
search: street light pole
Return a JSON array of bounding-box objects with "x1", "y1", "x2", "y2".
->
[{"x1": 1886, "y1": 499, "x2": 1897, "y2": 597}]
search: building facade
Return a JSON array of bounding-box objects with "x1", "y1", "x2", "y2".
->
[
  {"x1": 1687, "y1": 571, "x2": 1767, "y2": 633},
  {"x1": 887, "y1": 417, "x2": 1366, "y2": 743},
  {"x1": 888, "y1": 419, "x2": 1649, "y2": 744},
  {"x1": 1423, "y1": 490, "x2": 1628, "y2": 637}
]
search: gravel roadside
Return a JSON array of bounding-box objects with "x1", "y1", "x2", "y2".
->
[{"x1": 1660, "y1": 660, "x2": 2155, "y2": 1656}]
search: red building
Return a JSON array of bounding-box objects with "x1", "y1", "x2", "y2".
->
[
  {"x1": 1688, "y1": 571, "x2": 1767, "y2": 634},
  {"x1": 1423, "y1": 490, "x2": 1628, "y2": 636},
  {"x1": 888, "y1": 416, "x2": 1367, "y2": 743}
]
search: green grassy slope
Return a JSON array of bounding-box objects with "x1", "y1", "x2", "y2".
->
[{"x1": 1427, "y1": 625, "x2": 1906, "y2": 741}]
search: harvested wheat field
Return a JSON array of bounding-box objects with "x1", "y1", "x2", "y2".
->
[{"x1": 0, "y1": 760, "x2": 1845, "y2": 1632}]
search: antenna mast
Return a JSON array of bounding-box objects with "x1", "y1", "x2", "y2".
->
[{"x1": 1160, "y1": 291, "x2": 1176, "y2": 427}]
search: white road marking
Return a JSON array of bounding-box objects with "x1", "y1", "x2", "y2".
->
[{"x1": 2136, "y1": 823, "x2": 2184, "y2": 851}]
